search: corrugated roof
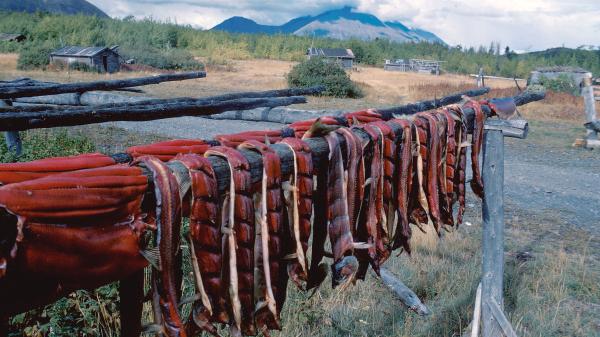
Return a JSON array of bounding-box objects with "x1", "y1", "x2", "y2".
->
[
  {"x1": 50, "y1": 46, "x2": 117, "y2": 57},
  {"x1": 307, "y1": 47, "x2": 355, "y2": 59}
]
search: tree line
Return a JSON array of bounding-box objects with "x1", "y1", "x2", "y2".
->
[{"x1": 0, "y1": 11, "x2": 599, "y2": 77}]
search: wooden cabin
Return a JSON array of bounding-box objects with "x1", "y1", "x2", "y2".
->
[
  {"x1": 384, "y1": 58, "x2": 443, "y2": 75},
  {"x1": 307, "y1": 47, "x2": 355, "y2": 69},
  {"x1": 50, "y1": 46, "x2": 121, "y2": 73},
  {"x1": 0, "y1": 33, "x2": 26, "y2": 42}
]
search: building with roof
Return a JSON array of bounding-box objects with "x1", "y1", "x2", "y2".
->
[
  {"x1": 384, "y1": 59, "x2": 443, "y2": 75},
  {"x1": 0, "y1": 33, "x2": 26, "y2": 42},
  {"x1": 50, "y1": 46, "x2": 121, "y2": 73},
  {"x1": 306, "y1": 47, "x2": 355, "y2": 69},
  {"x1": 528, "y1": 66, "x2": 591, "y2": 91}
]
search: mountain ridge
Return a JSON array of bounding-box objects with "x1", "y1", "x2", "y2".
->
[
  {"x1": 212, "y1": 7, "x2": 444, "y2": 44},
  {"x1": 0, "y1": 0, "x2": 108, "y2": 18}
]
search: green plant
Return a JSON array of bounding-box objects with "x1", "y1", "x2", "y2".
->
[
  {"x1": 120, "y1": 46, "x2": 203, "y2": 71},
  {"x1": 0, "y1": 129, "x2": 95, "y2": 163},
  {"x1": 537, "y1": 74, "x2": 580, "y2": 95},
  {"x1": 287, "y1": 57, "x2": 363, "y2": 98},
  {"x1": 16, "y1": 43, "x2": 55, "y2": 70}
]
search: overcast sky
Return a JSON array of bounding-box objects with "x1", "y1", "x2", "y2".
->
[{"x1": 88, "y1": 0, "x2": 600, "y2": 51}]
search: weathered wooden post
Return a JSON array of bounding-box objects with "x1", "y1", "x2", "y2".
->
[
  {"x1": 470, "y1": 119, "x2": 526, "y2": 337},
  {"x1": 477, "y1": 68, "x2": 485, "y2": 88},
  {"x1": 1, "y1": 100, "x2": 21, "y2": 156},
  {"x1": 481, "y1": 127, "x2": 506, "y2": 337},
  {"x1": 581, "y1": 72, "x2": 599, "y2": 148}
]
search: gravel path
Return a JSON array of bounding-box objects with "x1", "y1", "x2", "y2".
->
[{"x1": 102, "y1": 117, "x2": 283, "y2": 140}]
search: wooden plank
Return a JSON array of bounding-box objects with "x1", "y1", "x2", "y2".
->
[
  {"x1": 0, "y1": 71, "x2": 206, "y2": 99},
  {"x1": 481, "y1": 128, "x2": 506, "y2": 337},
  {"x1": 484, "y1": 119, "x2": 528, "y2": 139},
  {"x1": 471, "y1": 282, "x2": 483, "y2": 337},
  {"x1": 486, "y1": 300, "x2": 518, "y2": 337}
]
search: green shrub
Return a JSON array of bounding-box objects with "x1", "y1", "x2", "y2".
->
[
  {"x1": 17, "y1": 43, "x2": 55, "y2": 70},
  {"x1": 120, "y1": 46, "x2": 203, "y2": 71},
  {"x1": 537, "y1": 74, "x2": 580, "y2": 95},
  {"x1": 0, "y1": 129, "x2": 95, "y2": 163},
  {"x1": 287, "y1": 58, "x2": 363, "y2": 98}
]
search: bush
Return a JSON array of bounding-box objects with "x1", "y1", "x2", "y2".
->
[
  {"x1": 120, "y1": 46, "x2": 203, "y2": 71},
  {"x1": 17, "y1": 43, "x2": 55, "y2": 70},
  {"x1": 287, "y1": 58, "x2": 363, "y2": 98},
  {"x1": 537, "y1": 74, "x2": 580, "y2": 95}
]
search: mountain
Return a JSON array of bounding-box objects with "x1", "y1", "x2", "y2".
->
[
  {"x1": 0, "y1": 0, "x2": 108, "y2": 17},
  {"x1": 212, "y1": 6, "x2": 444, "y2": 44}
]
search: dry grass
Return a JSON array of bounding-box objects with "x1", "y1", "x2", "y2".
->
[{"x1": 0, "y1": 54, "x2": 525, "y2": 112}]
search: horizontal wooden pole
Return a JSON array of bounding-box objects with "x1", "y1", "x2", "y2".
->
[
  {"x1": 159, "y1": 89, "x2": 544, "y2": 193},
  {"x1": 0, "y1": 96, "x2": 307, "y2": 131},
  {"x1": 3, "y1": 86, "x2": 325, "y2": 113},
  {"x1": 469, "y1": 74, "x2": 526, "y2": 81},
  {"x1": 378, "y1": 87, "x2": 489, "y2": 116},
  {"x1": 204, "y1": 87, "x2": 490, "y2": 124},
  {"x1": 0, "y1": 72, "x2": 206, "y2": 99}
]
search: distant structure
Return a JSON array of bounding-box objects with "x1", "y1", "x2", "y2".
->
[
  {"x1": 306, "y1": 47, "x2": 355, "y2": 69},
  {"x1": 50, "y1": 46, "x2": 121, "y2": 73},
  {"x1": 384, "y1": 59, "x2": 443, "y2": 75},
  {"x1": 528, "y1": 66, "x2": 590, "y2": 90},
  {"x1": 0, "y1": 33, "x2": 26, "y2": 42}
]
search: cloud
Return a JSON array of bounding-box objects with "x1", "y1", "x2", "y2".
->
[{"x1": 87, "y1": 0, "x2": 600, "y2": 50}]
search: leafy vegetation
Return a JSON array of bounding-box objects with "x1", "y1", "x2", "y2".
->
[
  {"x1": 1, "y1": 11, "x2": 599, "y2": 76},
  {"x1": 0, "y1": 129, "x2": 95, "y2": 163},
  {"x1": 287, "y1": 58, "x2": 363, "y2": 98},
  {"x1": 536, "y1": 74, "x2": 580, "y2": 95}
]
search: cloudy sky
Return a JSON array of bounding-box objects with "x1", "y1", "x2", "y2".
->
[{"x1": 88, "y1": 0, "x2": 600, "y2": 51}]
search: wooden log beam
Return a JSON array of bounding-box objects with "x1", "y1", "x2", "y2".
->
[
  {"x1": 165, "y1": 89, "x2": 544, "y2": 193},
  {"x1": 377, "y1": 268, "x2": 430, "y2": 316},
  {"x1": 0, "y1": 72, "x2": 207, "y2": 99},
  {"x1": 366, "y1": 87, "x2": 490, "y2": 116},
  {"x1": 0, "y1": 96, "x2": 307, "y2": 131},
  {"x1": 204, "y1": 87, "x2": 490, "y2": 123},
  {"x1": 3, "y1": 86, "x2": 325, "y2": 112}
]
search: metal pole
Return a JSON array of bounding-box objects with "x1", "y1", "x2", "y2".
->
[
  {"x1": 1, "y1": 100, "x2": 21, "y2": 156},
  {"x1": 481, "y1": 128, "x2": 505, "y2": 337}
]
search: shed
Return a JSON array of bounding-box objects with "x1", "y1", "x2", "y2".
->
[
  {"x1": 0, "y1": 33, "x2": 26, "y2": 42},
  {"x1": 307, "y1": 47, "x2": 355, "y2": 69},
  {"x1": 385, "y1": 58, "x2": 443, "y2": 75},
  {"x1": 50, "y1": 46, "x2": 121, "y2": 73},
  {"x1": 529, "y1": 66, "x2": 591, "y2": 91}
]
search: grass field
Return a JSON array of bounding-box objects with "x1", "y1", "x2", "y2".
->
[{"x1": 1, "y1": 53, "x2": 599, "y2": 337}]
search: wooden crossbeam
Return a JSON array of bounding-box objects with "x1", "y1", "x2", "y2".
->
[{"x1": 0, "y1": 72, "x2": 206, "y2": 99}]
